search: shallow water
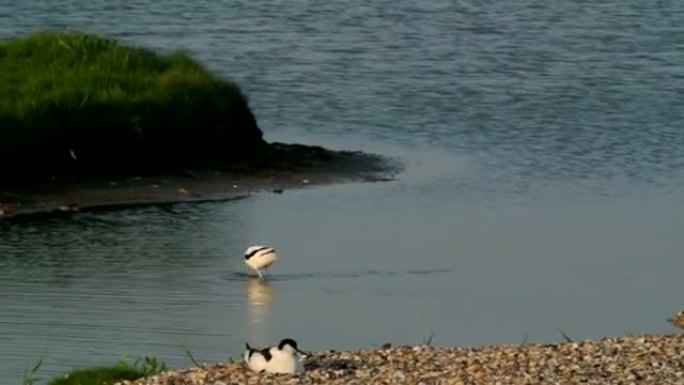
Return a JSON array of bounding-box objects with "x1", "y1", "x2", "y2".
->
[{"x1": 2, "y1": 0, "x2": 684, "y2": 380}]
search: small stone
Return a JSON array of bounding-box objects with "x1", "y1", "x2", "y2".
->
[
  {"x1": 668, "y1": 310, "x2": 684, "y2": 329},
  {"x1": 393, "y1": 370, "x2": 406, "y2": 381}
]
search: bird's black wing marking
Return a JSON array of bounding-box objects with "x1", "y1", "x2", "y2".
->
[
  {"x1": 260, "y1": 347, "x2": 273, "y2": 361},
  {"x1": 245, "y1": 342, "x2": 273, "y2": 361},
  {"x1": 245, "y1": 246, "x2": 273, "y2": 260}
]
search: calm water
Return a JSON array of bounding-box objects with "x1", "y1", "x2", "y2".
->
[{"x1": 2, "y1": 0, "x2": 684, "y2": 381}]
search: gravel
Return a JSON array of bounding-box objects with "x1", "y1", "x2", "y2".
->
[
  {"x1": 669, "y1": 311, "x2": 684, "y2": 330},
  {"x1": 116, "y1": 334, "x2": 684, "y2": 385}
]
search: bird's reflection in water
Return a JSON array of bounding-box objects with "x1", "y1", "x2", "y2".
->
[{"x1": 246, "y1": 278, "x2": 276, "y2": 347}]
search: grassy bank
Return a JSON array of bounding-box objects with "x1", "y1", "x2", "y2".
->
[
  {"x1": 23, "y1": 356, "x2": 166, "y2": 385},
  {"x1": 0, "y1": 31, "x2": 265, "y2": 180}
]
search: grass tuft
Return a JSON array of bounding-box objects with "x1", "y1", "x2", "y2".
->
[
  {"x1": 0, "y1": 30, "x2": 266, "y2": 179},
  {"x1": 520, "y1": 333, "x2": 530, "y2": 345},
  {"x1": 46, "y1": 355, "x2": 166, "y2": 385},
  {"x1": 133, "y1": 355, "x2": 167, "y2": 377},
  {"x1": 181, "y1": 343, "x2": 202, "y2": 368},
  {"x1": 22, "y1": 355, "x2": 45, "y2": 385},
  {"x1": 558, "y1": 330, "x2": 574, "y2": 343},
  {"x1": 421, "y1": 332, "x2": 435, "y2": 346}
]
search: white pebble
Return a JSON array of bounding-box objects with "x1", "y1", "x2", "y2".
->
[{"x1": 393, "y1": 370, "x2": 406, "y2": 381}]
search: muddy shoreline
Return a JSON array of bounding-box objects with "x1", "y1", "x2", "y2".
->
[{"x1": 0, "y1": 142, "x2": 401, "y2": 222}]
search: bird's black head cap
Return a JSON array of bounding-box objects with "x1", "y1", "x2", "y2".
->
[{"x1": 278, "y1": 338, "x2": 298, "y2": 350}]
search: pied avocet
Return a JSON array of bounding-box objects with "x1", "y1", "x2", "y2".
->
[
  {"x1": 244, "y1": 245, "x2": 277, "y2": 279},
  {"x1": 243, "y1": 338, "x2": 307, "y2": 374}
]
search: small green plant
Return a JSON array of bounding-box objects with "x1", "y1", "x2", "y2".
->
[
  {"x1": 520, "y1": 333, "x2": 530, "y2": 345},
  {"x1": 421, "y1": 332, "x2": 435, "y2": 346},
  {"x1": 181, "y1": 342, "x2": 202, "y2": 367},
  {"x1": 21, "y1": 355, "x2": 45, "y2": 385},
  {"x1": 558, "y1": 330, "x2": 574, "y2": 343},
  {"x1": 133, "y1": 355, "x2": 167, "y2": 377},
  {"x1": 625, "y1": 329, "x2": 637, "y2": 337}
]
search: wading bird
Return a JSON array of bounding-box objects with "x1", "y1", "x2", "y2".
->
[{"x1": 244, "y1": 245, "x2": 277, "y2": 279}]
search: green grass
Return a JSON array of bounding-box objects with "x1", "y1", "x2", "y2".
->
[
  {"x1": 421, "y1": 332, "x2": 435, "y2": 346},
  {"x1": 0, "y1": 30, "x2": 265, "y2": 178},
  {"x1": 46, "y1": 356, "x2": 166, "y2": 385},
  {"x1": 181, "y1": 342, "x2": 202, "y2": 367},
  {"x1": 558, "y1": 330, "x2": 574, "y2": 343},
  {"x1": 21, "y1": 356, "x2": 45, "y2": 385},
  {"x1": 46, "y1": 365, "x2": 142, "y2": 385}
]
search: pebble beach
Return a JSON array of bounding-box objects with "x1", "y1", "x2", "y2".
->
[{"x1": 117, "y1": 333, "x2": 684, "y2": 385}]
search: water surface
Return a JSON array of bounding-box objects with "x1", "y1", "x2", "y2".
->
[{"x1": 1, "y1": 0, "x2": 684, "y2": 380}]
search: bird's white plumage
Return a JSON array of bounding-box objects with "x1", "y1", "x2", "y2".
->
[
  {"x1": 244, "y1": 245, "x2": 277, "y2": 279},
  {"x1": 243, "y1": 339, "x2": 305, "y2": 374}
]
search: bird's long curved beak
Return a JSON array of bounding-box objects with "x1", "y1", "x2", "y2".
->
[{"x1": 296, "y1": 348, "x2": 310, "y2": 357}]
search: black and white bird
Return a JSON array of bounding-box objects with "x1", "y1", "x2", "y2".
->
[
  {"x1": 244, "y1": 245, "x2": 277, "y2": 279},
  {"x1": 243, "y1": 338, "x2": 307, "y2": 374}
]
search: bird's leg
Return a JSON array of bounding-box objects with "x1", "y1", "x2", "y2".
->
[{"x1": 257, "y1": 269, "x2": 264, "y2": 279}]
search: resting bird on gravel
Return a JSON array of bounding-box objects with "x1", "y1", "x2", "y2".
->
[
  {"x1": 243, "y1": 338, "x2": 308, "y2": 374},
  {"x1": 244, "y1": 245, "x2": 277, "y2": 279}
]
